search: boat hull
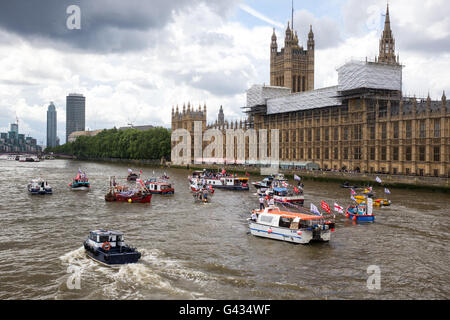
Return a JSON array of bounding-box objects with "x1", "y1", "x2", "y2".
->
[
  {"x1": 273, "y1": 196, "x2": 305, "y2": 204},
  {"x1": 345, "y1": 210, "x2": 375, "y2": 222},
  {"x1": 213, "y1": 185, "x2": 249, "y2": 191},
  {"x1": 70, "y1": 183, "x2": 90, "y2": 191},
  {"x1": 248, "y1": 221, "x2": 330, "y2": 244},
  {"x1": 84, "y1": 243, "x2": 141, "y2": 266},
  {"x1": 105, "y1": 193, "x2": 152, "y2": 203}
]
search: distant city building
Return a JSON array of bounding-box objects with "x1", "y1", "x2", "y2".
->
[
  {"x1": 118, "y1": 125, "x2": 155, "y2": 131},
  {"x1": 56, "y1": 136, "x2": 60, "y2": 146},
  {"x1": 67, "y1": 129, "x2": 103, "y2": 143},
  {"x1": 46, "y1": 102, "x2": 57, "y2": 148},
  {"x1": 10, "y1": 123, "x2": 18, "y2": 134},
  {"x1": 0, "y1": 121, "x2": 42, "y2": 153},
  {"x1": 66, "y1": 93, "x2": 85, "y2": 143}
]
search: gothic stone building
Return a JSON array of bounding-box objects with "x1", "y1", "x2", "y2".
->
[
  {"x1": 171, "y1": 5, "x2": 449, "y2": 178},
  {"x1": 270, "y1": 23, "x2": 314, "y2": 93},
  {"x1": 244, "y1": 5, "x2": 448, "y2": 177}
]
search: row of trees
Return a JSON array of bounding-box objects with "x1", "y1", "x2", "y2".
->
[{"x1": 45, "y1": 127, "x2": 171, "y2": 160}]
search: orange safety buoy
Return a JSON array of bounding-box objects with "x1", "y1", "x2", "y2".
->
[
  {"x1": 268, "y1": 229, "x2": 273, "y2": 234},
  {"x1": 102, "y1": 241, "x2": 111, "y2": 251}
]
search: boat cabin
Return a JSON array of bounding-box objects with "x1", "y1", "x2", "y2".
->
[
  {"x1": 255, "y1": 207, "x2": 325, "y2": 230},
  {"x1": 87, "y1": 230, "x2": 125, "y2": 249},
  {"x1": 220, "y1": 177, "x2": 248, "y2": 186}
]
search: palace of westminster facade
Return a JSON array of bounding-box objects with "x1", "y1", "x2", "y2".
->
[{"x1": 171, "y1": 5, "x2": 449, "y2": 178}]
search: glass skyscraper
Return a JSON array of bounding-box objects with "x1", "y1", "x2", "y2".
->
[
  {"x1": 66, "y1": 93, "x2": 85, "y2": 143},
  {"x1": 46, "y1": 102, "x2": 57, "y2": 148}
]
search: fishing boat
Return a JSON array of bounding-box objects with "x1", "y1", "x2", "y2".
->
[
  {"x1": 345, "y1": 200, "x2": 375, "y2": 222},
  {"x1": 126, "y1": 169, "x2": 140, "y2": 181},
  {"x1": 105, "y1": 176, "x2": 151, "y2": 203},
  {"x1": 28, "y1": 178, "x2": 52, "y2": 195},
  {"x1": 144, "y1": 178, "x2": 174, "y2": 195},
  {"x1": 69, "y1": 169, "x2": 90, "y2": 191},
  {"x1": 83, "y1": 230, "x2": 141, "y2": 267},
  {"x1": 248, "y1": 206, "x2": 335, "y2": 244},
  {"x1": 272, "y1": 187, "x2": 305, "y2": 204}
]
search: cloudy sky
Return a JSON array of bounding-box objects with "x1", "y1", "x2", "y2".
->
[{"x1": 0, "y1": 0, "x2": 449, "y2": 145}]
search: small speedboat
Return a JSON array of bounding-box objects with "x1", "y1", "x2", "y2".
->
[
  {"x1": 272, "y1": 187, "x2": 304, "y2": 204},
  {"x1": 28, "y1": 179, "x2": 52, "y2": 195},
  {"x1": 354, "y1": 195, "x2": 391, "y2": 207},
  {"x1": 341, "y1": 181, "x2": 360, "y2": 189},
  {"x1": 126, "y1": 169, "x2": 140, "y2": 182},
  {"x1": 252, "y1": 176, "x2": 274, "y2": 190},
  {"x1": 84, "y1": 230, "x2": 141, "y2": 267}
]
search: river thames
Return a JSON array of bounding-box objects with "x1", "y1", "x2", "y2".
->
[{"x1": 0, "y1": 159, "x2": 448, "y2": 300}]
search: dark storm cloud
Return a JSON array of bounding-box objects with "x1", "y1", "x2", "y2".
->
[{"x1": 0, "y1": 0, "x2": 239, "y2": 53}]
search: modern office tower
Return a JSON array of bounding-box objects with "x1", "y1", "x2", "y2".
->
[
  {"x1": 66, "y1": 93, "x2": 85, "y2": 143},
  {"x1": 10, "y1": 122, "x2": 18, "y2": 134},
  {"x1": 46, "y1": 102, "x2": 57, "y2": 148}
]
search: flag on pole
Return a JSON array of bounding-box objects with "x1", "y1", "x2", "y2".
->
[
  {"x1": 321, "y1": 201, "x2": 331, "y2": 214},
  {"x1": 310, "y1": 203, "x2": 321, "y2": 216},
  {"x1": 294, "y1": 174, "x2": 301, "y2": 181},
  {"x1": 350, "y1": 188, "x2": 357, "y2": 195},
  {"x1": 384, "y1": 188, "x2": 391, "y2": 194},
  {"x1": 334, "y1": 203, "x2": 344, "y2": 214},
  {"x1": 376, "y1": 176, "x2": 382, "y2": 184}
]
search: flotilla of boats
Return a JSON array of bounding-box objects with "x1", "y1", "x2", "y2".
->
[{"x1": 20, "y1": 163, "x2": 392, "y2": 267}]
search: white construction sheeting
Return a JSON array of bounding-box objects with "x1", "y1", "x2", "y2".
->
[
  {"x1": 246, "y1": 85, "x2": 291, "y2": 108},
  {"x1": 266, "y1": 86, "x2": 341, "y2": 115},
  {"x1": 337, "y1": 60, "x2": 402, "y2": 92}
]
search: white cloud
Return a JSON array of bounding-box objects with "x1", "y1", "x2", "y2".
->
[{"x1": 0, "y1": 1, "x2": 448, "y2": 146}]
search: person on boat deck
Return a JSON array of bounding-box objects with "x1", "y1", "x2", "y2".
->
[
  {"x1": 268, "y1": 197, "x2": 275, "y2": 208},
  {"x1": 251, "y1": 212, "x2": 257, "y2": 222},
  {"x1": 259, "y1": 196, "x2": 265, "y2": 210}
]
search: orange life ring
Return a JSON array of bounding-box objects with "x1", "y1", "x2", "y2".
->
[{"x1": 102, "y1": 241, "x2": 111, "y2": 251}]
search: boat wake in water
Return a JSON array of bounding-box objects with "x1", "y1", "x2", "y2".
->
[{"x1": 57, "y1": 247, "x2": 207, "y2": 300}]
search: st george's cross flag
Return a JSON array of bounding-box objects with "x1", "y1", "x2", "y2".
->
[
  {"x1": 334, "y1": 203, "x2": 344, "y2": 214},
  {"x1": 350, "y1": 188, "x2": 357, "y2": 196}
]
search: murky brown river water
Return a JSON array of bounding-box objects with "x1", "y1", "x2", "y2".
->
[{"x1": 0, "y1": 159, "x2": 448, "y2": 300}]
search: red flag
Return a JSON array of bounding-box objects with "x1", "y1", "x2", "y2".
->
[
  {"x1": 321, "y1": 201, "x2": 331, "y2": 214},
  {"x1": 350, "y1": 188, "x2": 357, "y2": 195},
  {"x1": 294, "y1": 187, "x2": 299, "y2": 193}
]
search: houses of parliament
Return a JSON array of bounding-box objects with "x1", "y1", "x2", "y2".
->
[{"x1": 171, "y1": 5, "x2": 449, "y2": 178}]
